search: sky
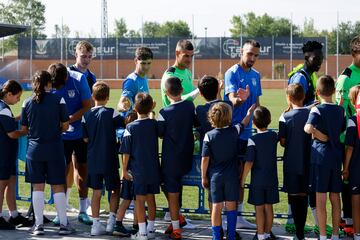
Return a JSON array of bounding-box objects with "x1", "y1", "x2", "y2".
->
[{"x1": 4, "y1": 0, "x2": 360, "y2": 38}]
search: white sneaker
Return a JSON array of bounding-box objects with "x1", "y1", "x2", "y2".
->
[
  {"x1": 106, "y1": 216, "x2": 116, "y2": 233},
  {"x1": 125, "y1": 210, "x2": 134, "y2": 220},
  {"x1": 131, "y1": 232, "x2": 148, "y2": 240},
  {"x1": 163, "y1": 211, "x2": 171, "y2": 221},
  {"x1": 91, "y1": 221, "x2": 106, "y2": 236},
  {"x1": 147, "y1": 229, "x2": 156, "y2": 239},
  {"x1": 236, "y1": 216, "x2": 257, "y2": 229}
]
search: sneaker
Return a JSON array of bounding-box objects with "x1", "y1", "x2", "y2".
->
[
  {"x1": 8, "y1": 213, "x2": 28, "y2": 226},
  {"x1": 269, "y1": 231, "x2": 277, "y2": 240},
  {"x1": 164, "y1": 211, "x2": 171, "y2": 221},
  {"x1": 165, "y1": 223, "x2": 173, "y2": 234},
  {"x1": 226, "y1": 230, "x2": 241, "y2": 240},
  {"x1": 52, "y1": 215, "x2": 60, "y2": 226},
  {"x1": 170, "y1": 228, "x2": 182, "y2": 240},
  {"x1": 125, "y1": 210, "x2": 135, "y2": 220},
  {"x1": 106, "y1": 216, "x2": 116, "y2": 233},
  {"x1": 344, "y1": 225, "x2": 354, "y2": 237},
  {"x1": 0, "y1": 217, "x2": 15, "y2": 230},
  {"x1": 91, "y1": 221, "x2": 106, "y2": 236},
  {"x1": 78, "y1": 212, "x2": 93, "y2": 225},
  {"x1": 131, "y1": 232, "x2": 148, "y2": 240},
  {"x1": 113, "y1": 223, "x2": 131, "y2": 237},
  {"x1": 236, "y1": 216, "x2": 257, "y2": 229},
  {"x1": 304, "y1": 225, "x2": 313, "y2": 233},
  {"x1": 59, "y1": 223, "x2": 75, "y2": 235},
  {"x1": 31, "y1": 224, "x2": 44, "y2": 235},
  {"x1": 179, "y1": 214, "x2": 187, "y2": 228},
  {"x1": 148, "y1": 229, "x2": 156, "y2": 239},
  {"x1": 285, "y1": 223, "x2": 296, "y2": 234}
]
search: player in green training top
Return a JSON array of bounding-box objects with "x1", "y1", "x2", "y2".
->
[
  {"x1": 335, "y1": 35, "x2": 360, "y2": 236},
  {"x1": 161, "y1": 40, "x2": 200, "y2": 107}
]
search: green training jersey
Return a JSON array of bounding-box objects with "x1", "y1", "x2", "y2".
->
[
  {"x1": 335, "y1": 63, "x2": 360, "y2": 142},
  {"x1": 161, "y1": 66, "x2": 194, "y2": 107}
]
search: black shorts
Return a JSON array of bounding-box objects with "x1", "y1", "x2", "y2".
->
[
  {"x1": 25, "y1": 159, "x2": 66, "y2": 185},
  {"x1": 63, "y1": 139, "x2": 87, "y2": 164},
  {"x1": 309, "y1": 165, "x2": 342, "y2": 193},
  {"x1": 0, "y1": 161, "x2": 16, "y2": 180},
  {"x1": 87, "y1": 171, "x2": 120, "y2": 191},
  {"x1": 210, "y1": 179, "x2": 239, "y2": 203},
  {"x1": 283, "y1": 173, "x2": 309, "y2": 194},
  {"x1": 248, "y1": 185, "x2": 279, "y2": 206},
  {"x1": 120, "y1": 179, "x2": 135, "y2": 200}
]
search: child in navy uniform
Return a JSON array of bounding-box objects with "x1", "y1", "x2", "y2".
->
[
  {"x1": 242, "y1": 106, "x2": 279, "y2": 240},
  {"x1": 120, "y1": 93, "x2": 161, "y2": 240},
  {"x1": 0, "y1": 80, "x2": 28, "y2": 230},
  {"x1": 201, "y1": 102, "x2": 254, "y2": 240},
  {"x1": 158, "y1": 77, "x2": 196, "y2": 240},
  {"x1": 21, "y1": 71, "x2": 72, "y2": 235},
  {"x1": 279, "y1": 83, "x2": 328, "y2": 240},
  {"x1": 304, "y1": 75, "x2": 346, "y2": 240},
  {"x1": 342, "y1": 85, "x2": 360, "y2": 240},
  {"x1": 81, "y1": 81, "x2": 125, "y2": 236}
]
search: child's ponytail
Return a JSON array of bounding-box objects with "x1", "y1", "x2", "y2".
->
[{"x1": 32, "y1": 71, "x2": 52, "y2": 104}]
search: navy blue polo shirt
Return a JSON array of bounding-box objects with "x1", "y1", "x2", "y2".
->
[{"x1": 344, "y1": 116, "x2": 360, "y2": 185}]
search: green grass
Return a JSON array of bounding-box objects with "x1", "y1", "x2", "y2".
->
[{"x1": 5, "y1": 89, "x2": 332, "y2": 226}]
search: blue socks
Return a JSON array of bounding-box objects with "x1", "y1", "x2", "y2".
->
[
  {"x1": 212, "y1": 226, "x2": 221, "y2": 240},
  {"x1": 227, "y1": 210, "x2": 237, "y2": 240}
]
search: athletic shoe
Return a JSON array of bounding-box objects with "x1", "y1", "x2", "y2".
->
[
  {"x1": 8, "y1": 213, "x2": 29, "y2": 226},
  {"x1": 165, "y1": 223, "x2": 173, "y2": 234},
  {"x1": 285, "y1": 223, "x2": 296, "y2": 234},
  {"x1": 91, "y1": 221, "x2": 106, "y2": 236},
  {"x1": 59, "y1": 223, "x2": 75, "y2": 235},
  {"x1": 147, "y1": 229, "x2": 156, "y2": 239},
  {"x1": 106, "y1": 216, "x2": 116, "y2": 233},
  {"x1": 31, "y1": 224, "x2": 44, "y2": 235},
  {"x1": 304, "y1": 225, "x2": 314, "y2": 233},
  {"x1": 131, "y1": 232, "x2": 148, "y2": 240},
  {"x1": 163, "y1": 211, "x2": 171, "y2": 221},
  {"x1": 226, "y1": 230, "x2": 241, "y2": 240},
  {"x1": 339, "y1": 219, "x2": 346, "y2": 229},
  {"x1": 0, "y1": 217, "x2": 15, "y2": 230},
  {"x1": 344, "y1": 225, "x2": 354, "y2": 237},
  {"x1": 52, "y1": 215, "x2": 60, "y2": 226},
  {"x1": 179, "y1": 214, "x2": 187, "y2": 228},
  {"x1": 78, "y1": 212, "x2": 93, "y2": 225},
  {"x1": 170, "y1": 228, "x2": 182, "y2": 240},
  {"x1": 113, "y1": 223, "x2": 131, "y2": 237}
]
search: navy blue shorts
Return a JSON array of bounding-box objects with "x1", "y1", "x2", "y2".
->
[
  {"x1": 120, "y1": 179, "x2": 135, "y2": 200},
  {"x1": 238, "y1": 139, "x2": 248, "y2": 161},
  {"x1": 210, "y1": 179, "x2": 239, "y2": 203},
  {"x1": 162, "y1": 175, "x2": 183, "y2": 193},
  {"x1": 87, "y1": 171, "x2": 120, "y2": 191},
  {"x1": 350, "y1": 184, "x2": 360, "y2": 195},
  {"x1": 0, "y1": 161, "x2": 16, "y2": 180},
  {"x1": 134, "y1": 182, "x2": 160, "y2": 196},
  {"x1": 63, "y1": 139, "x2": 87, "y2": 164},
  {"x1": 309, "y1": 165, "x2": 342, "y2": 193},
  {"x1": 25, "y1": 159, "x2": 66, "y2": 185},
  {"x1": 283, "y1": 173, "x2": 309, "y2": 194},
  {"x1": 248, "y1": 186, "x2": 279, "y2": 206}
]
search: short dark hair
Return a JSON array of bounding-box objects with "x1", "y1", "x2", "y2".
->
[
  {"x1": 198, "y1": 75, "x2": 219, "y2": 101},
  {"x1": 135, "y1": 47, "x2": 153, "y2": 60},
  {"x1": 316, "y1": 75, "x2": 335, "y2": 97},
  {"x1": 253, "y1": 106, "x2": 271, "y2": 129},
  {"x1": 302, "y1": 41, "x2": 323, "y2": 53},
  {"x1": 48, "y1": 63, "x2": 68, "y2": 89},
  {"x1": 176, "y1": 39, "x2": 194, "y2": 51},
  {"x1": 350, "y1": 36, "x2": 360, "y2": 54},
  {"x1": 165, "y1": 77, "x2": 183, "y2": 97},
  {"x1": 92, "y1": 81, "x2": 110, "y2": 101},
  {"x1": 134, "y1": 93, "x2": 153, "y2": 115},
  {"x1": 243, "y1": 39, "x2": 260, "y2": 48},
  {"x1": 286, "y1": 83, "x2": 305, "y2": 103}
]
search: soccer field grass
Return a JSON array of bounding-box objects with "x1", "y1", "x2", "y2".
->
[{"x1": 9, "y1": 88, "x2": 326, "y2": 225}]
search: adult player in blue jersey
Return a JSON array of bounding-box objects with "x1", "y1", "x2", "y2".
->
[
  {"x1": 48, "y1": 63, "x2": 93, "y2": 225},
  {"x1": 117, "y1": 47, "x2": 153, "y2": 116},
  {"x1": 224, "y1": 39, "x2": 261, "y2": 229}
]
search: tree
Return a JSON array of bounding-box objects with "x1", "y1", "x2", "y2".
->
[
  {"x1": 114, "y1": 18, "x2": 128, "y2": 38},
  {"x1": 52, "y1": 24, "x2": 71, "y2": 38},
  {"x1": 229, "y1": 12, "x2": 298, "y2": 37},
  {"x1": 1, "y1": 0, "x2": 46, "y2": 52},
  {"x1": 302, "y1": 18, "x2": 320, "y2": 37},
  {"x1": 142, "y1": 21, "x2": 162, "y2": 38},
  {"x1": 142, "y1": 20, "x2": 191, "y2": 38},
  {"x1": 125, "y1": 30, "x2": 141, "y2": 38}
]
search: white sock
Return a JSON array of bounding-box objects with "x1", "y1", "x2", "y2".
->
[
  {"x1": 32, "y1": 191, "x2": 45, "y2": 226},
  {"x1": 265, "y1": 233, "x2": 270, "y2": 238},
  {"x1": 287, "y1": 204, "x2": 294, "y2": 224},
  {"x1": 9, "y1": 210, "x2": 19, "y2": 218},
  {"x1": 320, "y1": 235, "x2": 327, "y2": 240},
  {"x1": 109, "y1": 212, "x2": 116, "y2": 219},
  {"x1": 147, "y1": 220, "x2": 155, "y2": 232},
  {"x1": 54, "y1": 192, "x2": 68, "y2": 226},
  {"x1": 79, "y1": 198, "x2": 87, "y2": 213},
  {"x1": 258, "y1": 234, "x2": 265, "y2": 240},
  {"x1": 66, "y1": 188, "x2": 71, "y2": 206},
  {"x1": 222, "y1": 215, "x2": 227, "y2": 230},
  {"x1": 312, "y1": 207, "x2": 319, "y2": 226},
  {"x1": 172, "y1": 220, "x2": 180, "y2": 230},
  {"x1": 331, "y1": 235, "x2": 339, "y2": 240},
  {"x1": 354, "y1": 233, "x2": 360, "y2": 240},
  {"x1": 237, "y1": 203, "x2": 243, "y2": 212},
  {"x1": 139, "y1": 222, "x2": 147, "y2": 235}
]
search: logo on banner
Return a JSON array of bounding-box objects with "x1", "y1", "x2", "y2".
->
[
  {"x1": 187, "y1": 38, "x2": 202, "y2": 55},
  {"x1": 223, "y1": 39, "x2": 241, "y2": 58},
  {"x1": 35, "y1": 40, "x2": 49, "y2": 55}
]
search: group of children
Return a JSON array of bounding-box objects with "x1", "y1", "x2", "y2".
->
[{"x1": 1, "y1": 62, "x2": 360, "y2": 240}]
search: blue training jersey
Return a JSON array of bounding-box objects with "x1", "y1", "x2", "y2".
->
[{"x1": 0, "y1": 100, "x2": 18, "y2": 166}]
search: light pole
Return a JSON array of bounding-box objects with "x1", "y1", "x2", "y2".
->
[{"x1": 204, "y1": 27, "x2": 207, "y2": 46}]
